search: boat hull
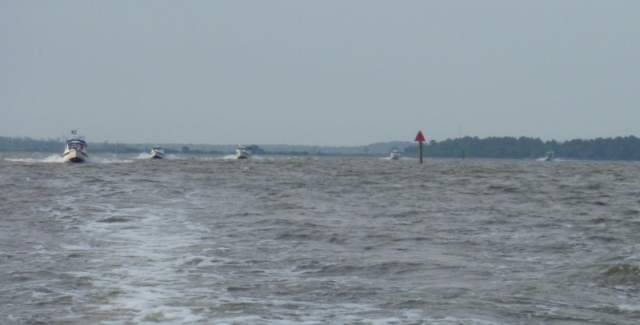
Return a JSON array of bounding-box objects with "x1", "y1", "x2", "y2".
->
[
  {"x1": 62, "y1": 149, "x2": 89, "y2": 163},
  {"x1": 150, "y1": 152, "x2": 165, "y2": 159},
  {"x1": 235, "y1": 148, "x2": 251, "y2": 159},
  {"x1": 150, "y1": 147, "x2": 165, "y2": 159}
]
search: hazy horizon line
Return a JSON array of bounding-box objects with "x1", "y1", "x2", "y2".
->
[{"x1": 3, "y1": 134, "x2": 639, "y2": 148}]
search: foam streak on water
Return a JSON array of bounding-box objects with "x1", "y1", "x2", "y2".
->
[{"x1": 1, "y1": 153, "x2": 640, "y2": 324}]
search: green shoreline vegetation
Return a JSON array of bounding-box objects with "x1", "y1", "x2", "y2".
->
[{"x1": 1, "y1": 135, "x2": 640, "y2": 161}]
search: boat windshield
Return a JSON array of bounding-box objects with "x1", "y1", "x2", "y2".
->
[{"x1": 67, "y1": 140, "x2": 86, "y2": 151}]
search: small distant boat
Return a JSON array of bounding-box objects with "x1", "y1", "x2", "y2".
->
[
  {"x1": 62, "y1": 139, "x2": 89, "y2": 163},
  {"x1": 389, "y1": 150, "x2": 402, "y2": 160},
  {"x1": 235, "y1": 145, "x2": 252, "y2": 159},
  {"x1": 150, "y1": 146, "x2": 165, "y2": 159},
  {"x1": 544, "y1": 151, "x2": 554, "y2": 161}
]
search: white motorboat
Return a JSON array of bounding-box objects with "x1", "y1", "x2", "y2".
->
[
  {"x1": 235, "y1": 145, "x2": 252, "y2": 159},
  {"x1": 150, "y1": 146, "x2": 165, "y2": 159},
  {"x1": 544, "y1": 151, "x2": 554, "y2": 161},
  {"x1": 389, "y1": 150, "x2": 402, "y2": 160},
  {"x1": 62, "y1": 139, "x2": 89, "y2": 163}
]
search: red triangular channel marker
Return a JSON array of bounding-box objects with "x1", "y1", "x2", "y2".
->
[{"x1": 415, "y1": 131, "x2": 426, "y2": 142}]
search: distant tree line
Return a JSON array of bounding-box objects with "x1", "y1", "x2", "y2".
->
[
  {"x1": 403, "y1": 136, "x2": 640, "y2": 160},
  {"x1": 0, "y1": 136, "x2": 175, "y2": 154},
  {"x1": 0, "y1": 136, "x2": 62, "y2": 152},
  {"x1": 2, "y1": 135, "x2": 640, "y2": 160}
]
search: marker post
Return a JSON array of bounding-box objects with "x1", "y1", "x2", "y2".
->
[{"x1": 415, "y1": 131, "x2": 425, "y2": 164}]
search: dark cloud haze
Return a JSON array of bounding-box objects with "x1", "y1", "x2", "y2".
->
[{"x1": 2, "y1": 1, "x2": 639, "y2": 145}]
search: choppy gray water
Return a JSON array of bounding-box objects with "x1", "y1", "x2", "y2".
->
[{"x1": 1, "y1": 153, "x2": 639, "y2": 325}]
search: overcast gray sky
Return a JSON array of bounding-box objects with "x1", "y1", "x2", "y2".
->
[{"x1": 2, "y1": 1, "x2": 639, "y2": 146}]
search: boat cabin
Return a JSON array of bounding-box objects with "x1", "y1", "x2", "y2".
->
[{"x1": 66, "y1": 139, "x2": 87, "y2": 151}]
